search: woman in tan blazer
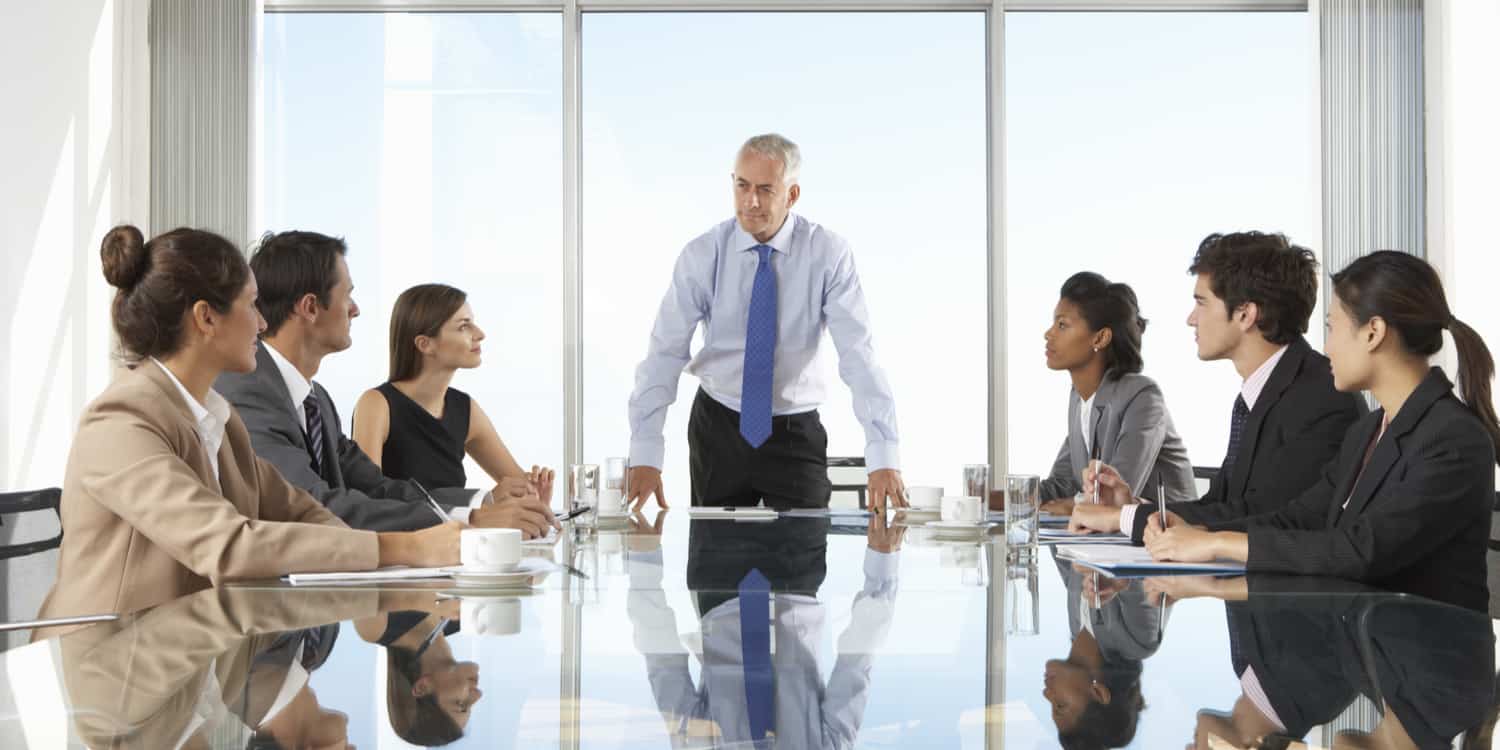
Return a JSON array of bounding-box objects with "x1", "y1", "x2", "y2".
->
[{"x1": 35, "y1": 225, "x2": 461, "y2": 630}]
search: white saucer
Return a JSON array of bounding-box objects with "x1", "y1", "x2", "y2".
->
[
  {"x1": 926, "y1": 520, "x2": 987, "y2": 531},
  {"x1": 448, "y1": 571, "x2": 534, "y2": 588}
]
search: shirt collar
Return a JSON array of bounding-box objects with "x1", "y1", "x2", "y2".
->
[
  {"x1": 264, "y1": 341, "x2": 315, "y2": 409},
  {"x1": 731, "y1": 213, "x2": 798, "y2": 256},
  {"x1": 1240, "y1": 344, "x2": 1289, "y2": 411},
  {"x1": 149, "y1": 358, "x2": 230, "y2": 436}
]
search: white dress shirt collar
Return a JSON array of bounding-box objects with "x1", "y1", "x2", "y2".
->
[
  {"x1": 730, "y1": 213, "x2": 798, "y2": 255},
  {"x1": 150, "y1": 358, "x2": 231, "y2": 482},
  {"x1": 263, "y1": 341, "x2": 314, "y2": 430},
  {"x1": 1240, "y1": 344, "x2": 1289, "y2": 412}
]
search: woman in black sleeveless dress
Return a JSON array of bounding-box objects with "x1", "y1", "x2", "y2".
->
[{"x1": 352, "y1": 284, "x2": 555, "y2": 502}]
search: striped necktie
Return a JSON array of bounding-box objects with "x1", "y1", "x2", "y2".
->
[{"x1": 303, "y1": 392, "x2": 326, "y2": 475}]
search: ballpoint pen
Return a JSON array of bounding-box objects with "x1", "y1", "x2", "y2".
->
[
  {"x1": 1157, "y1": 475, "x2": 1168, "y2": 635},
  {"x1": 411, "y1": 479, "x2": 453, "y2": 524}
]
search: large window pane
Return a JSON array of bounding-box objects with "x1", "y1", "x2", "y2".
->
[
  {"x1": 1005, "y1": 11, "x2": 1318, "y2": 475},
  {"x1": 1003, "y1": 12, "x2": 1316, "y2": 749},
  {"x1": 261, "y1": 16, "x2": 564, "y2": 747},
  {"x1": 261, "y1": 13, "x2": 564, "y2": 490},
  {"x1": 581, "y1": 12, "x2": 988, "y2": 500}
]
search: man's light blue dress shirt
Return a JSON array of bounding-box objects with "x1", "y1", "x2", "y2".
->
[{"x1": 627, "y1": 213, "x2": 900, "y2": 472}]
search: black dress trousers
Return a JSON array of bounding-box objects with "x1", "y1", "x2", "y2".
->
[{"x1": 687, "y1": 388, "x2": 832, "y2": 509}]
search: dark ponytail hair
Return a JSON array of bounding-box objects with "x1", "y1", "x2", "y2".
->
[
  {"x1": 1332, "y1": 251, "x2": 1500, "y2": 465},
  {"x1": 100, "y1": 224, "x2": 249, "y2": 362},
  {"x1": 1059, "y1": 272, "x2": 1149, "y2": 381}
]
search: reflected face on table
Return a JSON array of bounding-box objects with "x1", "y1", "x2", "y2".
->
[
  {"x1": 1044, "y1": 298, "x2": 1103, "y2": 372},
  {"x1": 1043, "y1": 658, "x2": 1109, "y2": 733},
  {"x1": 1188, "y1": 273, "x2": 1242, "y2": 362},
  {"x1": 415, "y1": 652, "x2": 484, "y2": 730},
  {"x1": 263, "y1": 684, "x2": 354, "y2": 750}
]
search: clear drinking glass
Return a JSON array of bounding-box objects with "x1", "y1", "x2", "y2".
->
[
  {"x1": 962, "y1": 464, "x2": 990, "y2": 509},
  {"x1": 1005, "y1": 474, "x2": 1040, "y2": 561},
  {"x1": 568, "y1": 463, "x2": 600, "y2": 528},
  {"x1": 1005, "y1": 557, "x2": 1040, "y2": 637},
  {"x1": 602, "y1": 457, "x2": 628, "y2": 514}
]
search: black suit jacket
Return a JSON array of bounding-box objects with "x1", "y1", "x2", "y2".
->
[
  {"x1": 215, "y1": 342, "x2": 475, "y2": 532},
  {"x1": 1213, "y1": 368, "x2": 1495, "y2": 612},
  {"x1": 1131, "y1": 336, "x2": 1363, "y2": 542}
]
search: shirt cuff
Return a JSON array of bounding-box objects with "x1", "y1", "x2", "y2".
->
[
  {"x1": 863, "y1": 546, "x2": 900, "y2": 592},
  {"x1": 629, "y1": 437, "x2": 665, "y2": 470},
  {"x1": 628, "y1": 548, "x2": 666, "y2": 587},
  {"x1": 449, "y1": 507, "x2": 472, "y2": 525},
  {"x1": 471, "y1": 487, "x2": 491, "y2": 508},
  {"x1": 1119, "y1": 504, "x2": 1139, "y2": 533},
  {"x1": 864, "y1": 441, "x2": 900, "y2": 473}
]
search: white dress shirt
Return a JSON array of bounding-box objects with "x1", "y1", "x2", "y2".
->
[
  {"x1": 628, "y1": 213, "x2": 901, "y2": 472},
  {"x1": 1118, "y1": 344, "x2": 1289, "y2": 529},
  {"x1": 1240, "y1": 345, "x2": 1289, "y2": 412},
  {"x1": 151, "y1": 359, "x2": 231, "y2": 488},
  {"x1": 1079, "y1": 392, "x2": 1096, "y2": 455},
  {"x1": 263, "y1": 342, "x2": 313, "y2": 433}
]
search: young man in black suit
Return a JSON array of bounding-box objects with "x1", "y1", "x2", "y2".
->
[{"x1": 1070, "y1": 231, "x2": 1364, "y2": 541}]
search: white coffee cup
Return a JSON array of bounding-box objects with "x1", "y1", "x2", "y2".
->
[
  {"x1": 461, "y1": 528, "x2": 521, "y2": 572},
  {"x1": 906, "y1": 485, "x2": 943, "y2": 509},
  {"x1": 940, "y1": 496, "x2": 984, "y2": 524},
  {"x1": 460, "y1": 596, "x2": 521, "y2": 636},
  {"x1": 598, "y1": 487, "x2": 624, "y2": 515}
]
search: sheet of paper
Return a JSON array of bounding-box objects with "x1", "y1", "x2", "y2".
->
[
  {"x1": 1054, "y1": 544, "x2": 1245, "y2": 574},
  {"x1": 283, "y1": 566, "x2": 453, "y2": 585}
]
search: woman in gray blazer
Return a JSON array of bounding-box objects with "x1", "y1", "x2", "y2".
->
[{"x1": 1038, "y1": 272, "x2": 1196, "y2": 514}]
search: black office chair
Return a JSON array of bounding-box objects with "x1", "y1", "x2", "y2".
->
[
  {"x1": 827, "y1": 456, "x2": 868, "y2": 509},
  {"x1": 0, "y1": 488, "x2": 62, "y2": 561}
]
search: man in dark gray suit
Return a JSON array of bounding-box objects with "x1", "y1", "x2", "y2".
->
[{"x1": 217, "y1": 230, "x2": 554, "y2": 535}]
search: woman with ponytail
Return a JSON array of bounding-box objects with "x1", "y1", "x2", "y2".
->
[
  {"x1": 1144, "y1": 251, "x2": 1496, "y2": 612},
  {"x1": 1038, "y1": 272, "x2": 1196, "y2": 514},
  {"x1": 35, "y1": 226, "x2": 462, "y2": 632}
]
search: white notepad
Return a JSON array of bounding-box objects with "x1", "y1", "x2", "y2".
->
[
  {"x1": 283, "y1": 566, "x2": 454, "y2": 585},
  {"x1": 684, "y1": 506, "x2": 779, "y2": 521},
  {"x1": 1054, "y1": 543, "x2": 1245, "y2": 575},
  {"x1": 284, "y1": 557, "x2": 561, "y2": 585}
]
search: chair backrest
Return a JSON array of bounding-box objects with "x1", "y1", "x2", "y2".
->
[
  {"x1": 0, "y1": 488, "x2": 63, "y2": 652},
  {"x1": 0, "y1": 489, "x2": 62, "y2": 561},
  {"x1": 827, "y1": 457, "x2": 867, "y2": 509}
]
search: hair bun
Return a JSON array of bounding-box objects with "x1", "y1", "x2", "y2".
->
[{"x1": 101, "y1": 224, "x2": 149, "y2": 290}]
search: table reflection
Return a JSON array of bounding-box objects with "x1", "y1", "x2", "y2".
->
[{"x1": 627, "y1": 514, "x2": 903, "y2": 748}]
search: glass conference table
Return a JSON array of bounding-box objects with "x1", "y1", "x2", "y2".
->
[{"x1": 0, "y1": 510, "x2": 1494, "y2": 749}]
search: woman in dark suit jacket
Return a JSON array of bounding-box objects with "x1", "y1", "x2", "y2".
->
[
  {"x1": 1144, "y1": 251, "x2": 1500, "y2": 612},
  {"x1": 1039, "y1": 272, "x2": 1196, "y2": 514}
]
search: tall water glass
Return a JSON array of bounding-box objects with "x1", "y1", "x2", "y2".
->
[
  {"x1": 1005, "y1": 557, "x2": 1040, "y2": 637},
  {"x1": 1005, "y1": 474, "x2": 1040, "y2": 561},
  {"x1": 962, "y1": 464, "x2": 991, "y2": 509},
  {"x1": 602, "y1": 457, "x2": 629, "y2": 514},
  {"x1": 568, "y1": 463, "x2": 600, "y2": 528}
]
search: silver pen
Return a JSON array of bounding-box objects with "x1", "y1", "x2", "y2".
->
[
  {"x1": 411, "y1": 479, "x2": 453, "y2": 524},
  {"x1": 1156, "y1": 474, "x2": 1167, "y2": 634}
]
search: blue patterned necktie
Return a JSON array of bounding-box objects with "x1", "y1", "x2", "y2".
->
[
  {"x1": 739, "y1": 245, "x2": 777, "y2": 448},
  {"x1": 739, "y1": 568, "x2": 774, "y2": 746}
]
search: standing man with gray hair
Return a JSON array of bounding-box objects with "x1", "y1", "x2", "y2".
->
[{"x1": 626, "y1": 134, "x2": 907, "y2": 512}]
